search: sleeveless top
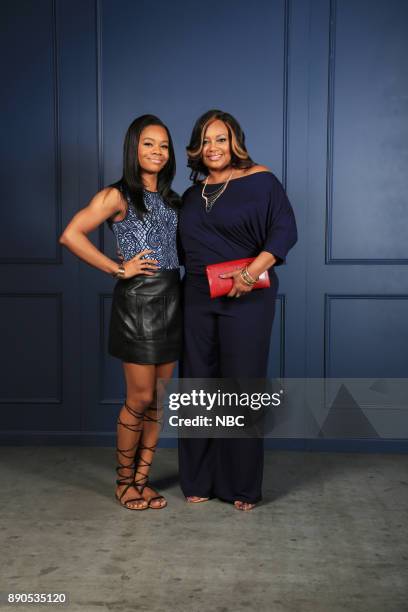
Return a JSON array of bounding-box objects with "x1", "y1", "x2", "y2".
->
[{"x1": 110, "y1": 188, "x2": 179, "y2": 270}]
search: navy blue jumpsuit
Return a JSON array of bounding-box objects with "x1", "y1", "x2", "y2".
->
[{"x1": 178, "y1": 171, "x2": 297, "y2": 504}]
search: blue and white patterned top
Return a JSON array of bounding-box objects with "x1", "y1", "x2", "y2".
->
[{"x1": 111, "y1": 190, "x2": 179, "y2": 269}]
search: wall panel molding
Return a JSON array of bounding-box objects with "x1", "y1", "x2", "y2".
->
[
  {"x1": 98, "y1": 292, "x2": 120, "y2": 404},
  {"x1": 282, "y1": 0, "x2": 290, "y2": 189},
  {"x1": 0, "y1": 292, "x2": 63, "y2": 403},
  {"x1": 0, "y1": 0, "x2": 62, "y2": 265},
  {"x1": 95, "y1": 0, "x2": 105, "y2": 252},
  {"x1": 324, "y1": 293, "x2": 408, "y2": 377},
  {"x1": 325, "y1": 0, "x2": 408, "y2": 266},
  {"x1": 276, "y1": 294, "x2": 286, "y2": 379}
]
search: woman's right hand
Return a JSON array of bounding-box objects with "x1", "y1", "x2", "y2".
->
[{"x1": 122, "y1": 249, "x2": 159, "y2": 278}]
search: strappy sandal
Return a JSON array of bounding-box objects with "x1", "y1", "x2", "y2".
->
[
  {"x1": 115, "y1": 402, "x2": 148, "y2": 511},
  {"x1": 133, "y1": 407, "x2": 167, "y2": 509},
  {"x1": 186, "y1": 496, "x2": 210, "y2": 503},
  {"x1": 115, "y1": 481, "x2": 148, "y2": 511},
  {"x1": 135, "y1": 475, "x2": 167, "y2": 509},
  {"x1": 234, "y1": 500, "x2": 256, "y2": 511}
]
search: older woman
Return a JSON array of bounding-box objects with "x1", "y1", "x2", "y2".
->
[{"x1": 178, "y1": 109, "x2": 297, "y2": 510}]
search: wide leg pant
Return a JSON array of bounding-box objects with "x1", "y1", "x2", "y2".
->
[{"x1": 178, "y1": 272, "x2": 278, "y2": 504}]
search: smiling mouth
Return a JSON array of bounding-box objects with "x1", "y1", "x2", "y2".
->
[
  {"x1": 207, "y1": 154, "x2": 222, "y2": 161},
  {"x1": 148, "y1": 158, "x2": 163, "y2": 164}
]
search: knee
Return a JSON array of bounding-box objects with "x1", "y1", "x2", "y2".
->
[{"x1": 127, "y1": 391, "x2": 155, "y2": 412}]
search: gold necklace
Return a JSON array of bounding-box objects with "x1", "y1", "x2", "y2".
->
[{"x1": 201, "y1": 170, "x2": 234, "y2": 213}]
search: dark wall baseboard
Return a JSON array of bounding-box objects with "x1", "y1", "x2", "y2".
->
[{"x1": 0, "y1": 432, "x2": 407, "y2": 453}]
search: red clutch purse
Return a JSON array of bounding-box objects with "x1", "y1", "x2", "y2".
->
[{"x1": 205, "y1": 257, "x2": 270, "y2": 298}]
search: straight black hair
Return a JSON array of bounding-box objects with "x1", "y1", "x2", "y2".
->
[
  {"x1": 186, "y1": 109, "x2": 255, "y2": 183},
  {"x1": 110, "y1": 114, "x2": 180, "y2": 220}
]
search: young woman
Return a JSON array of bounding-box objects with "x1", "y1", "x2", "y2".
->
[
  {"x1": 60, "y1": 115, "x2": 181, "y2": 510},
  {"x1": 178, "y1": 110, "x2": 297, "y2": 510}
]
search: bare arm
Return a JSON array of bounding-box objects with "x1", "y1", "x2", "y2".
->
[
  {"x1": 59, "y1": 187, "x2": 158, "y2": 277},
  {"x1": 220, "y1": 251, "x2": 277, "y2": 297},
  {"x1": 247, "y1": 251, "x2": 277, "y2": 279}
]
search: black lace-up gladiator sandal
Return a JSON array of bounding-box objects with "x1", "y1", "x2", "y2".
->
[
  {"x1": 134, "y1": 406, "x2": 167, "y2": 509},
  {"x1": 115, "y1": 402, "x2": 148, "y2": 511}
]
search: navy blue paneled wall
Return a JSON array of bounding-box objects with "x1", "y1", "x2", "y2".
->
[{"x1": 0, "y1": 0, "x2": 407, "y2": 446}]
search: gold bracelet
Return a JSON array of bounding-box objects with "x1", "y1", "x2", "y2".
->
[
  {"x1": 240, "y1": 268, "x2": 255, "y2": 287},
  {"x1": 240, "y1": 266, "x2": 257, "y2": 286},
  {"x1": 112, "y1": 264, "x2": 125, "y2": 279},
  {"x1": 243, "y1": 266, "x2": 258, "y2": 284}
]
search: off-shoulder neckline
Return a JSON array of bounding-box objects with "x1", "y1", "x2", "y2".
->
[{"x1": 199, "y1": 170, "x2": 272, "y2": 187}]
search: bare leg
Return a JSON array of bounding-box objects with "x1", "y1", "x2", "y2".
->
[
  {"x1": 135, "y1": 361, "x2": 176, "y2": 509},
  {"x1": 115, "y1": 363, "x2": 156, "y2": 510}
]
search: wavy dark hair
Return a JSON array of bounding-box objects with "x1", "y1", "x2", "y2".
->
[
  {"x1": 186, "y1": 109, "x2": 255, "y2": 183},
  {"x1": 110, "y1": 114, "x2": 180, "y2": 220}
]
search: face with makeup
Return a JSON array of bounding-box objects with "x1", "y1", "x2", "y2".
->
[
  {"x1": 202, "y1": 119, "x2": 232, "y2": 172},
  {"x1": 138, "y1": 124, "x2": 170, "y2": 174}
]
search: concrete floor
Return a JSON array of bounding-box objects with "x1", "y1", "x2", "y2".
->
[{"x1": 0, "y1": 448, "x2": 407, "y2": 612}]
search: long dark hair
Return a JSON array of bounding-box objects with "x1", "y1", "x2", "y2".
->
[
  {"x1": 111, "y1": 114, "x2": 180, "y2": 219},
  {"x1": 186, "y1": 109, "x2": 255, "y2": 183}
]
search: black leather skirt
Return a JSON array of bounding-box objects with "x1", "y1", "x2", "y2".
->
[{"x1": 108, "y1": 269, "x2": 182, "y2": 365}]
